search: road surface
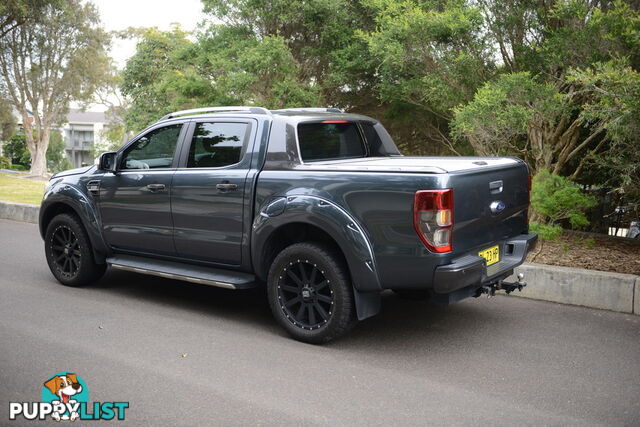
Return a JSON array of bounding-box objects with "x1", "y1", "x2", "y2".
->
[{"x1": 0, "y1": 218, "x2": 639, "y2": 425}]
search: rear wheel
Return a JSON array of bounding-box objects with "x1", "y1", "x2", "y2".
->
[
  {"x1": 45, "y1": 213, "x2": 106, "y2": 287},
  {"x1": 267, "y1": 242, "x2": 356, "y2": 344}
]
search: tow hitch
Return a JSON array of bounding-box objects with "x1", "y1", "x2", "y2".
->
[{"x1": 480, "y1": 273, "x2": 527, "y2": 298}]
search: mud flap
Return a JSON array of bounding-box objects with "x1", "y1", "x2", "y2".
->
[{"x1": 352, "y1": 286, "x2": 381, "y2": 320}]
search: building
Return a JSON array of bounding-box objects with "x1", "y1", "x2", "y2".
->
[
  {"x1": 5, "y1": 108, "x2": 109, "y2": 169},
  {"x1": 62, "y1": 109, "x2": 107, "y2": 168}
]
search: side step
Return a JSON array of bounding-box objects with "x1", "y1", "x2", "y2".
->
[{"x1": 106, "y1": 255, "x2": 257, "y2": 290}]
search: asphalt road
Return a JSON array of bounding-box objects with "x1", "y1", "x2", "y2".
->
[{"x1": 1, "y1": 218, "x2": 639, "y2": 426}]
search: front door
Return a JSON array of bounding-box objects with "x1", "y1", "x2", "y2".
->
[
  {"x1": 98, "y1": 123, "x2": 185, "y2": 255},
  {"x1": 171, "y1": 119, "x2": 256, "y2": 265}
]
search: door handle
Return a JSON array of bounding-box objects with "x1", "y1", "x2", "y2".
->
[
  {"x1": 146, "y1": 183, "x2": 166, "y2": 191},
  {"x1": 216, "y1": 183, "x2": 238, "y2": 191}
]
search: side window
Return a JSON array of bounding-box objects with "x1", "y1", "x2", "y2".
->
[
  {"x1": 121, "y1": 124, "x2": 182, "y2": 170},
  {"x1": 362, "y1": 123, "x2": 401, "y2": 156},
  {"x1": 297, "y1": 122, "x2": 366, "y2": 162},
  {"x1": 187, "y1": 122, "x2": 249, "y2": 168}
]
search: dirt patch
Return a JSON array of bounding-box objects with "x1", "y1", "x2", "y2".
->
[{"x1": 528, "y1": 232, "x2": 640, "y2": 276}]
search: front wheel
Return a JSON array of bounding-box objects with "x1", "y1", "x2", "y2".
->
[
  {"x1": 267, "y1": 242, "x2": 357, "y2": 344},
  {"x1": 44, "y1": 213, "x2": 106, "y2": 287}
]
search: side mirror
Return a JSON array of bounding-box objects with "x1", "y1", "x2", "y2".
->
[{"x1": 98, "y1": 152, "x2": 118, "y2": 172}]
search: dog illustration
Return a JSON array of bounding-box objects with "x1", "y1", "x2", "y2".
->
[{"x1": 43, "y1": 373, "x2": 82, "y2": 421}]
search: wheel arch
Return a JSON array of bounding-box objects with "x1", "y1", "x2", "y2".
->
[
  {"x1": 39, "y1": 193, "x2": 109, "y2": 263},
  {"x1": 252, "y1": 195, "x2": 382, "y2": 320}
]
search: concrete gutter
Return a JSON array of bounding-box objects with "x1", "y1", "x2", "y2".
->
[
  {"x1": 0, "y1": 201, "x2": 39, "y2": 224},
  {"x1": 508, "y1": 263, "x2": 639, "y2": 315}
]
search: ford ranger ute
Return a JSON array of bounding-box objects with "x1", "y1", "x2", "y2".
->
[{"x1": 39, "y1": 106, "x2": 537, "y2": 343}]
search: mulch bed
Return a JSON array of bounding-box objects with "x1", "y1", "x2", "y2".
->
[{"x1": 527, "y1": 232, "x2": 640, "y2": 276}]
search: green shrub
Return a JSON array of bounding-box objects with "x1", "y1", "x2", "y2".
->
[
  {"x1": 0, "y1": 155, "x2": 9, "y2": 169},
  {"x1": 529, "y1": 222, "x2": 563, "y2": 241},
  {"x1": 46, "y1": 129, "x2": 73, "y2": 173},
  {"x1": 4, "y1": 133, "x2": 30, "y2": 167},
  {"x1": 8, "y1": 164, "x2": 27, "y2": 171},
  {"x1": 531, "y1": 170, "x2": 597, "y2": 235}
]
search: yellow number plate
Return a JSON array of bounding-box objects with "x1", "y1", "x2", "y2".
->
[{"x1": 479, "y1": 245, "x2": 500, "y2": 266}]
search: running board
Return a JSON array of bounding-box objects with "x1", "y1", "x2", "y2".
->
[{"x1": 106, "y1": 255, "x2": 256, "y2": 290}]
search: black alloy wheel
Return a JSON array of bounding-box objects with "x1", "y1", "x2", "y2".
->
[
  {"x1": 267, "y1": 242, "x2": 357, "y2": 343},
  {"x1": 45, "y1": 213, "x2": 106, "y2": 286},
  {"x1": 277, "y1": 259, "x2": 334, "y2": 330},
  {"x1": 49, "y1": 225, "x2": 81, "y2": 279}
]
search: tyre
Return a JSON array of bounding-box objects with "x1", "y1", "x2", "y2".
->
[
  {"x1": 392, "y1": 289, "x2": 431, "y2": 301},
  {"x1": 267, "y1": 242, "x2": 357, "y2": 344},
  {"x1": 44, "y1": 213, "x2": 106, "y2": 287}
]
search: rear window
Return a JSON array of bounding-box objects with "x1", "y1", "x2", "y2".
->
[{"x1": 297, "y1": 122, "x2": 366, "y2": 162}]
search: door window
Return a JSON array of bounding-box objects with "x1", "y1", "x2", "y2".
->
[
  {"x1": 121, "y1": 124, "x2": 182, "y2": 170},
  {"x1": 187, "y1": 122, "x2": 249, "y2": 168}
]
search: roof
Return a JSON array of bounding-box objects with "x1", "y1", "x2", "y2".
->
[
  {"x1": 66, "y1": 109, "x2": 107, "y2": 124},
  {"x1": 156, "y1": 106, "x2": 376, "y2": 125}
]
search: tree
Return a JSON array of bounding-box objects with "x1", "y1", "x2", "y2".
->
[
  {"x1": 451, "y1": 72, "x2": 572, "y2": 173},
  {"x1": 93, "y1": 69, "x2": 132, "y2": 153},
  {"x1": 530, "y1": 169, "x2": 596, "y2": 240},
  {"x1": 568, "y1": 60, "x2": 640, "y2": 200},
  {"x1": 359, "y1": 0, "x2": 494, "y2": 154},
  {"x1": 0, "y1": 0, "x2": 56, "y2": 39},
  {"x1": 0, "y1": 0, "x2": 111, "y2": 176},
  {"x1": 452, "y1": 2, "x2": 640, "y2": 177},
  {"x1": 46, "y1": 129, "x2": 72, "y2": 172},
  {"x1": 4, "y1": 132, "x2": 30, "y2": 167},
  {"x1": 120, "y1": 27, "x2": 192, "y2": 132},
  {"x1": 0, "y1": 95, "x2": 16, "y2": 142}
]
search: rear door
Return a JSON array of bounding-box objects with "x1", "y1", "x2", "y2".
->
[
  {"x1": 98, "y1": 123, "x2": 185, "y2": 255},
  {"x1": 170, "y1": 118, "x2": 257, "y2": 265}
]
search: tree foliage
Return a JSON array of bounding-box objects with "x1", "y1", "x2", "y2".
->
[
  {"x1": 0, "y1": 95, "x2": 16, "y2": 142},
  {"x1": 118, "y1": 0, "x2": 640, "y2": 216},
  {"x1": 46, "y1": 129, "x2": 72, "y2": 172},
  {"x1": 453, "y1": 1, "x2": 640, "y2": 177},
  {"x1": 4, "y1": 132, "x2": 30, "y2": 167},
  {"x1": 0, "y1": 0, "x2": 57, "y2": 39},
  {"x1": 568, "y1": 59, "x2": 640, "y2": 199},
  {"x1": 0, "y1": 0, "x2": 111, "y2": 176},
  {"x1": 530, "y1": 169, "x2": 597, "y2": 239}
]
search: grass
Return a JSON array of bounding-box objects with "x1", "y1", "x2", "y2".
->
[{"x1": 0, "y1": 173, "x2": 46, "y2": 205}]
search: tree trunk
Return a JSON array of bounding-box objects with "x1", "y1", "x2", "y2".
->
[
  {"x1": 28, "y1": 128, "x2": 50, "y2": 176},
  {"x1": 29, "y1": 144, "x2": 48, "y2": 176}
]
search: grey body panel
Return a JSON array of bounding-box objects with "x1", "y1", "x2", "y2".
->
[
  {"x1": 98, "y1": 170, "x2": 177, "y2": 255},
  {"x1": 170, "y1": 118, "x2": 260, "y2": 265}
]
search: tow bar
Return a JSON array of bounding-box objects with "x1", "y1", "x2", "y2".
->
[{"x1": 480, "y1": 273, "x2": 527, "y2": 298}]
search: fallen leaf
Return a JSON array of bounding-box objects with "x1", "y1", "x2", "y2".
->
[{"x1": 180, "y1": 353, "x2": 188, "y2": 358}]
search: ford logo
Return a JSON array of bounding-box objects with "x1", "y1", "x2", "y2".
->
[{"x1": 490, "y1": 201, "x2": 506, "y2": 214}]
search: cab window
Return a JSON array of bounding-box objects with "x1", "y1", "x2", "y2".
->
[
  {"x1": 186, "y1": 122, "x2": 249, "y2": 168},
  {"x1": 121, "y1": 124, "x2": 182, "y2": 170},
  {"x1": 297, "y1": 122, "x2": 366, "y2": 162}
]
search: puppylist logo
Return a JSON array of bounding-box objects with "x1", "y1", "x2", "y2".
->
[{"x1": 9, "y1": 372, "x2": 129, "y2": 421}]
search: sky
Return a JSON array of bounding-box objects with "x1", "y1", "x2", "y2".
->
[{"x1": 92, "y1": 0, "x2": 208, "y2": 69}]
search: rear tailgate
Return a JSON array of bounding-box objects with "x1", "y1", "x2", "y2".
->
[{"x1": 449, "y1": 162, "x2": 529, "y2": 254}]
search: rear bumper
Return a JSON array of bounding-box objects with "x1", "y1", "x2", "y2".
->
[{"x1": 433, "y1": 233, "x2": 537, "y2": 294}]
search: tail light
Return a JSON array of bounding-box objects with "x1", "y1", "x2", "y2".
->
[{"x1": 413, "y1": 189, "x2": 453, "y2": 253}]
